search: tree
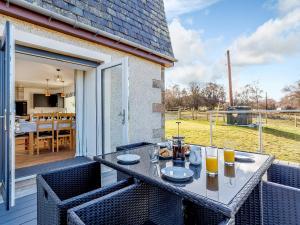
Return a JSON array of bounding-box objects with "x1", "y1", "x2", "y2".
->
[
  {"x1": 235, "y1": 81, "x2": 264, "y2": 109},
  {"x1": 165, "y1": 85, "x2": 183, "y2": 110},
  {"x1": 181, "y1": 88, "x2": 190, "y2": 109},
  {"x1": 281, "y1": 80, "x2": 300, "y2": 109},
  {"x1": 201, "y1": 82, "x2": 226, "y2": 110},
  {"x1": 189, "y1": 82, "x2": 203, "y2": 110}
]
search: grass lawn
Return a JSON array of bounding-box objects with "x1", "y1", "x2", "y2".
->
[{"x1": 165, "y1": 118, "x2": 300, "y2": 163}]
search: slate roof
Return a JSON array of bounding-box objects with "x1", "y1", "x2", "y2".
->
[{"x1": 24, "y1": 0, "x2": 174, "y2": 58}]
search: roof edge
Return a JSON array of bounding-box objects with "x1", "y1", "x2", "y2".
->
[{"x1": 8, "y1": 0, "x2": 177, "y2": 64}]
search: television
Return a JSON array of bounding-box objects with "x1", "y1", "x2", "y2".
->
[
  {"x1": 33, "y1": 94, "x2": 64, "y2": 108},
  {"x1": 15, "y1": 101, "x2": 27, "y2": 116}
]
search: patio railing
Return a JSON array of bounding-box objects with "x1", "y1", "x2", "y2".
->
[{"x1": 165, "y1": 109, "x2": 300, "y2": 163}]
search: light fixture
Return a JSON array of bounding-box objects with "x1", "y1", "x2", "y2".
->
[
  {"x1": 45, "y1": 79, "x2": 51, "y2": 97},
  {"x1": 55, "y1": 69, "x2": 62, "y2": 82},
  {"x1": 61, "y1": 81, "x2": 65, "y2": 98}
]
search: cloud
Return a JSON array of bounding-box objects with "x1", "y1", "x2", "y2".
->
[
  {"x1": 166, "y1": 19, "x2": 224, "y2": 86},
  {"x1": 163, "y1": 0, "x2": 219, "y2": 18},
  {"x1": 230, "y1": 7, "x2": 300, "y2": 66},
  {"x1": 169, "y1": 19, "x2": 205, "y2": 64},
  {"x1": 277, "y1": 0, "x2": 300, "y2": 13}
]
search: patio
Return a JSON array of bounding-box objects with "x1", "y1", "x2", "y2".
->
[{"x1": 0, "y1": 143, "x2": 299, "y2": 225}]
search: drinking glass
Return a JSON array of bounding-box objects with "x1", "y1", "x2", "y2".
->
[
  {"x1": 206, "y1": 175, "x2": 219, "y2": 191},
  {"x1": 223, "y1": 142, "x2": 235, "y2": 166},
  {"x1": 148, "y1": 144, "x2": 159, "y2": 163},
  {"x1": 205, "y1": 146, "x2": 218, "y2": 176}
]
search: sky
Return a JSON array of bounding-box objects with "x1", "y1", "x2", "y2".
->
[{"x1": 163, "y1": 0, "x2": 300, "y2": 101}]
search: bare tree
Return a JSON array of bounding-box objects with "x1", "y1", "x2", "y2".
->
[
  {"x1": 189, "y1": 82, "x2": 202, "y2": 110},
  {"x1": 280, "y1": 80, "x2": 300, "y2": 109},
  {"x1": 165, "y1": 85, "x2": 182, "y2": 110},
  {"x1": 235, "y1": 81, "x2": 263, "y2": 109},
  {"x1": 201, "y1": 82, "x2": 226, "y2": 110}
]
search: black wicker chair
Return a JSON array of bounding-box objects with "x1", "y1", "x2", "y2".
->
[
  {"x1": 68, "y1": 182, "x2": 184, "y2": 225},
  {"x1": 262, "y1": 181, "x2": 300, "y2": 225},
  {"x1": 184, "y1": 183, "x2": 261, "y2": 225},
  {"x1": 183, "y1": 200, "x2": 232, "y2": 225},
  {"x1": 267, "y1": 161, "x2": 300, "y2": 189},
  {"x1": 262, "y1": 161, "x2": 300, "y2": 225},
  {"x1": 37, "y1": 161, "x2": 133, "y2": 225}
]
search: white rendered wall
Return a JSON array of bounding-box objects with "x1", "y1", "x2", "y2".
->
[{"x1": 0, "y1": 15, "x2": 164, "y2": 156}]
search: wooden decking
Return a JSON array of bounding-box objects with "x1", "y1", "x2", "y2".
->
[
  {"x1": 0, "y1": 169, "x2": 117, "y2": 225},
  {"x1": 0, "y1": 194, "x2": 37, "y2": 225},
  {"x1": 16, "y1": 147, "x2": 75, "y2": 169}
]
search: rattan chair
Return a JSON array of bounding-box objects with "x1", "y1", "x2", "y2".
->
[
  {"x1": 262, "y1": 181, "x2": 300, "y2": 225},
  {"x1": 37, "y1": 161, "x2": 133, "y2": 225},
  {"x1": 262, "y1": 160, "x2": 300, "y2": 225},
  {"x1": 184, "y1": 183, "x2": 261, "y2": 225},
  {"x1": 68, "y1": 182, "x2": 184, "y2": 225},
  {"x1": 267, "y1": 160, "x2": 300, "y2": 189}
]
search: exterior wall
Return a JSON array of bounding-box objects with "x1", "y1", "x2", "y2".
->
[{"x1": 0, "y1": 15, "x2": 164, "y2": 145}]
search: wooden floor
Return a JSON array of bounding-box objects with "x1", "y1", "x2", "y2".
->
[
  {"x1": 0, "y1": 168, "x2": 117, "y2": 225},
  {"x1": 16, "y1": 147, "x2": 75, "y2": 169}
]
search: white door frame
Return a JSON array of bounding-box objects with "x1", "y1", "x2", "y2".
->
[
  {"x1": 96, "y1": 57, "x2": 129, "y2": 155},
  {"x1": 0, "y1": 22, "x2": 113, "y2": 157},
  {"x1": 0, "y1": 21, "x2": 15, "y2": 210}
]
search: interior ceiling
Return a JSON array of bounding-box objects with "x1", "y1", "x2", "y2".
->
[{"x1": 15, "y1": 53, "x2": 75, "y2": 89}]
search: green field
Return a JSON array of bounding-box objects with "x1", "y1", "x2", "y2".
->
[{"x1": 166, "y1": 117, "x2": 300, "y2": 163}]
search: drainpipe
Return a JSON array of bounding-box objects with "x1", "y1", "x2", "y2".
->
[{"x1": 6, "y1": 0, "x2": 177, "y2": 63}]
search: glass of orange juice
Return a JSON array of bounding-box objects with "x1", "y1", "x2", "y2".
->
[
  {"x1": 206, "y1": 146, "x2": 218, "y2": 176},
  {"x1": 224, "y1": 145, "x2": 235, "y2": 166}
]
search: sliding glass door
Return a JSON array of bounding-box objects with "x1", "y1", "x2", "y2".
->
[{"x1": 0, "y1": 21, "x2": 15, "y2": 210}]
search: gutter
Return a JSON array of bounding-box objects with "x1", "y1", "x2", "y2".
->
[{"x1": 7, "y1": 0, "x2": 177, "y2": 64}]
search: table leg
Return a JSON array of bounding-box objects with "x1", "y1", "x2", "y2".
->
[{"x1": 29, "y1": 132, "x2": 34, "y2": 155}]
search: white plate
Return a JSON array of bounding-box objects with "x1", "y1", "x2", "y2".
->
[
  {"x1": 117, "y1": 154, "x2": 140, "y2": 164},
  {"x1": 235, "y1": 152, "x2": 254, "y2": 162},
  {"x1": 157, "y1": 142, "x2": 167, "y2": 148},
  {"x1": 161, "y1": 166, "x2": 194, "y2": 182}
]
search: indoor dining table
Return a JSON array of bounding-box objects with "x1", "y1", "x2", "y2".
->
[
  {"x1": 95, "y1": 145, "x2": 274, "y2": 224},
  {"x1": 15, "y1": 121, "x2": 76, "y2": 155}
]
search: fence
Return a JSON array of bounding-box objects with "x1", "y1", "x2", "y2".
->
[{"x1": 165, "y1": 109, "x2": 300, "y2": 163}]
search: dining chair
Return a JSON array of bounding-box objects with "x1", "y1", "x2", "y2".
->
[
  {"x1": 56, "y1": 113, "x2": 73, "y2": 152},
  {"x1": 15, "y1": 134, "x2": 29, "y2": 153},
  {"x1": 34, "y1": 113, "x2": 55, "y2": 155}
]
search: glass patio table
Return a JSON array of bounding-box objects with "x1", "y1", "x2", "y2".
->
[{"x1": 94, "y1": 145, "x2": 274, "y2": 222}]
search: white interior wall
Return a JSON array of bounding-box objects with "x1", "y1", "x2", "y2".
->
[{"x1": 64, "y1": 96, "x2": 75, "y2": 113}]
